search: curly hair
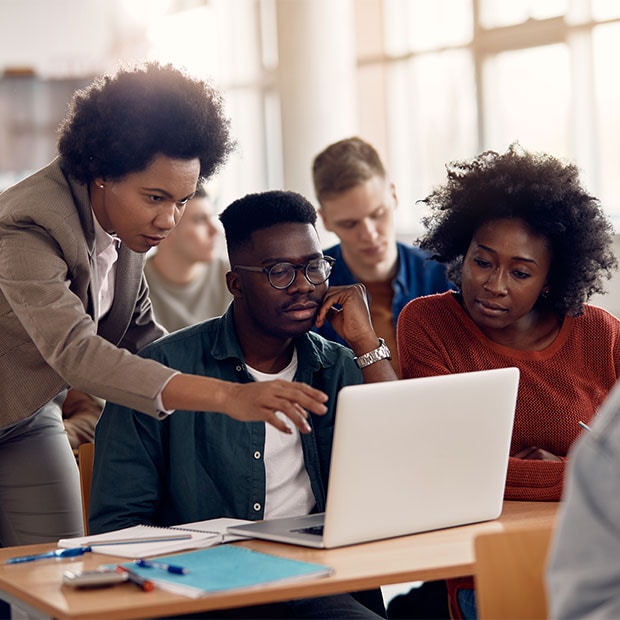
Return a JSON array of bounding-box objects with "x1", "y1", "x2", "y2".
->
[
  {"x1": 418, "y1": 143, "x2": 617, "y2": 316},
  {"x1": 220, "y1": 190, "x2": 317, "y2": 259},
  {"x1": 57, "y1": 62, "x2": 235, "y2": 184}
]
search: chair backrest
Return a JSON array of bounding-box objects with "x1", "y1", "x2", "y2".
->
[
  {"x1": 474, "y1": 525, "x2": 554, "y2": 620},
  {"x1": 77, "y1": 442, "x2": 94, "y2": 535}
]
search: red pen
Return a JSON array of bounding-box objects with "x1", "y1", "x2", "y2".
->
[{"x1": 115, "y1": 565, "x2": 155, "y2": 592}]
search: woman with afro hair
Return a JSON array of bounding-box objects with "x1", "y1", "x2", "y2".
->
[
  {"x1": 0, "y1": 62, "x2": 328, "y2": 547},
  {"x1": 396, "y1": 143, "x2": 620, "y2": 619}
]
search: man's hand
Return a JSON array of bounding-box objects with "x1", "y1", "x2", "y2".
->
[
  {"x1": 315, "y1": 284, "x2": 375, "y2": 350},
  {"x1": 315, "y1": 283, "x2": 398, "y2": 382},
  {"x1": 222, "y1": 380, "x2": 328, "y2": 434}
]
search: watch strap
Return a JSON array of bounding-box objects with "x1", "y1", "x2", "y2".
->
[{"x1": 354, "y1": 338, "x2": 392, "y2": 369}]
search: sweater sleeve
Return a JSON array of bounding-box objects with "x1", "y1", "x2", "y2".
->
[
  {"x1": 397, "y1": 298, "x2": 455, "y2": 379},
  {"x1": 504, "y1": 455, "x2": 567, "y2": 501}
]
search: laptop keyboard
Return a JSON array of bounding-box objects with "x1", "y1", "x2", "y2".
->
[{"x1": 291, "y1": 525, "x2": 324, "y2": 536}]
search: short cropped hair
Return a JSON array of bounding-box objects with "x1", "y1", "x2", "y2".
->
[
  {"x1": 219, "y1": 190, "x2": 317, "y2": 259},
  {"x1": 419, "y1": 143, "x2": 617, "y2": 317},
  {"x1": 58, "y1": 62, "x2": 235, "y2": 185},
  {"x1": 312, "y1": 137, "x2": 386, "y2": 203}
]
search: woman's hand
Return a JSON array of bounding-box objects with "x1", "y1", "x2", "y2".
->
[
  {"x1": 514, "y1": 446, "x2": 563, "y2": 461},
  {"x1": 223, "y1": 380, "x2": 328, "y2": 434},
  {"x1": 163, "y1": 374, "x2": 328, "y2": 435}
]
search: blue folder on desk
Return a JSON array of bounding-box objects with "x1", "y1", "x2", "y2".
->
[{"x1": 121, "y1": 545, "x2": 333, "y2": 598}]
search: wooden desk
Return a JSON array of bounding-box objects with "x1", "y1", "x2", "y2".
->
[{"x1": 0, "y1": 501, "x2": 558, "y2": 620}]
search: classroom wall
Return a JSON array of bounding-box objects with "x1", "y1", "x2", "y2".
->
[{"x1": 0, "y1": 0, "x2": 115, "y2": 76}]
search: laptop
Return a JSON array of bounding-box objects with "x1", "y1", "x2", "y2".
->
[{"x1": 228, "y1": 367, "x2": 519, "y2": 549}]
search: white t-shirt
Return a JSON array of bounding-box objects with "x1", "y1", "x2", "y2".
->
[{"x1": 245, "y1": 349, "x2": 315, "y2": 519}]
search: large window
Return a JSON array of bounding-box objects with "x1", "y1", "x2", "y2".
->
[{"x1": 377, "y1": 0, "x2": 620, "y2": 233}]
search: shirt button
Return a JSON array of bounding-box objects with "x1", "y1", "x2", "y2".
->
[
  {"x1": 253, "y1": 502, "x2": 261, "y2": 512},
  {"x1": 235, "y1": 365, "x2": 242, "y2": 372},
  {"x1": 253, "y1": 451, "x2": 261, "y2": 460}
]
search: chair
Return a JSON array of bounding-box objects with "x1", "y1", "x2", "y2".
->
[
  {"x1": 77, "y1": 442, "x2": 94, "y2": 535},
  {"x1": 474, "y1": 525, "x2": 554, "y2": 620}
]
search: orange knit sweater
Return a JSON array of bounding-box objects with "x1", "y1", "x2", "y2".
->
[{"x1": 397, "y1": 291, "x2": 620, "y2": 617}]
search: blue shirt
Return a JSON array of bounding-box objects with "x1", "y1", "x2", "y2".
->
[
  {"x1": 89, "y1": 305, "x2": 363, "y2": 534},
  {"x1": 317, "y1": 241, "x2": 452, "y2": 346}
]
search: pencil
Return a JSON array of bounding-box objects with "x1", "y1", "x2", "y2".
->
[{"x1": 89, "y1": 532, "x2": 191, "y2": 546}]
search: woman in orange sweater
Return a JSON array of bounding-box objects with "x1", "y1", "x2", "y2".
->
[{"x1": 396, "y1": 144, "x2": 620, "y2": 619}]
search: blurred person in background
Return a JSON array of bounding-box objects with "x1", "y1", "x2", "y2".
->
[
  {"x1": 312, "y1": 137, "x2": 451, "y2": 377},
  {"x1": 547, "y1": 378, "x2": 620, "y2": 619},
  {"x1": 144, "y1": 182, "x2": 232, "y2": 332}
]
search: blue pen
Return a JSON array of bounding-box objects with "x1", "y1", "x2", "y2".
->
[
  {"x1": 134, "y1": 558, "x2": 189, "y2": 574},
  {"x1": 5, "y1": 546, "x2": 92, "y2": 565}
]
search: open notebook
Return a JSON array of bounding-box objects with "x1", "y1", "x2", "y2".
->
[{"x1": 57, "y1": 517, "x2": 251, "y2": 558}]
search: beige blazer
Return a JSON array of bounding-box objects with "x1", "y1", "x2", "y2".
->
[{"x1": 0, "y1": 159, "x2": 176, "y2": 427}]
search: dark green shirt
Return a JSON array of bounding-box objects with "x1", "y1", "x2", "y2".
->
[{"x1": 89, "y1": 306, "x2": 363, "y2": 534}]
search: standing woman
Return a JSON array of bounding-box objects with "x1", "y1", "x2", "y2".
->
[
  {"x1": 396, "y1": 144, "x2": 620, "y2": 619},
  {"x1": 0, "y1": 62, "x2": 327, "y2": 547}
]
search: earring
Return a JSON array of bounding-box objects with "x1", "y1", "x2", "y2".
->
[{"x1": 98, "y1": 183, "x2": 105, "y2": 189}]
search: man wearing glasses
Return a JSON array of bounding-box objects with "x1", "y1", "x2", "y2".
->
[{"x1": 90, "y1": 190, "x2": 395, "y2": 619}]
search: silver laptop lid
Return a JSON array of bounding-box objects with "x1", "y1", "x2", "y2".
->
[{"x1": 322, "y1": 367, "x2": 519, "y2": 548}]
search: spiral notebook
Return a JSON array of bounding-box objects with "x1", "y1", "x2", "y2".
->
[{"x1": 57, "y1": 518, "x2": 251, "y2": 558}]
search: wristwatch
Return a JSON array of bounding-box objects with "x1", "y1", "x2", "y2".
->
[{"x1": 354, "y1": 338, "x2": 392, "y2": 369}]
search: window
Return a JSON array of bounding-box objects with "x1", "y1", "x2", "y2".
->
[
  {"x1": 124, "y1": 0, "x2": 620, "y2": 231},
  {"x1": 374, "y1": 0, "x2": 620, "y2": 233}
]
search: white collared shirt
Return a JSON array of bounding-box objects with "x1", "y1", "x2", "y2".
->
[{"x1": 92, "y1": 215, "x2": 120, "y2": 319}]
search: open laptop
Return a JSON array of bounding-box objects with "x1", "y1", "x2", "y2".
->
[{"x1": 228, "y1": 367, "x2": 519, "y2": 549}]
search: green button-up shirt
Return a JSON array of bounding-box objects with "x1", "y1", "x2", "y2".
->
[{"x1": 89, "y1": 306, "x2": 363, "y2": 534}]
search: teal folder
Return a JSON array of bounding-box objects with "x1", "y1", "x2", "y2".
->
[{"x1": 121, "y1": 545, "x2": 333, "y2": 598}]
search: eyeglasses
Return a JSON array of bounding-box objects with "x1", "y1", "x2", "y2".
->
[{"x1": 234, "y1": 256, "x2": 335, "y2": 290}]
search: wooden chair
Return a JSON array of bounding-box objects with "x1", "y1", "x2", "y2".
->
[
  {"x1": 77, "y1": 442, "x2": 94, "y2": 535},
  {"x1": 474, "y1": 525, "x2": 554, "y2": 620}
]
